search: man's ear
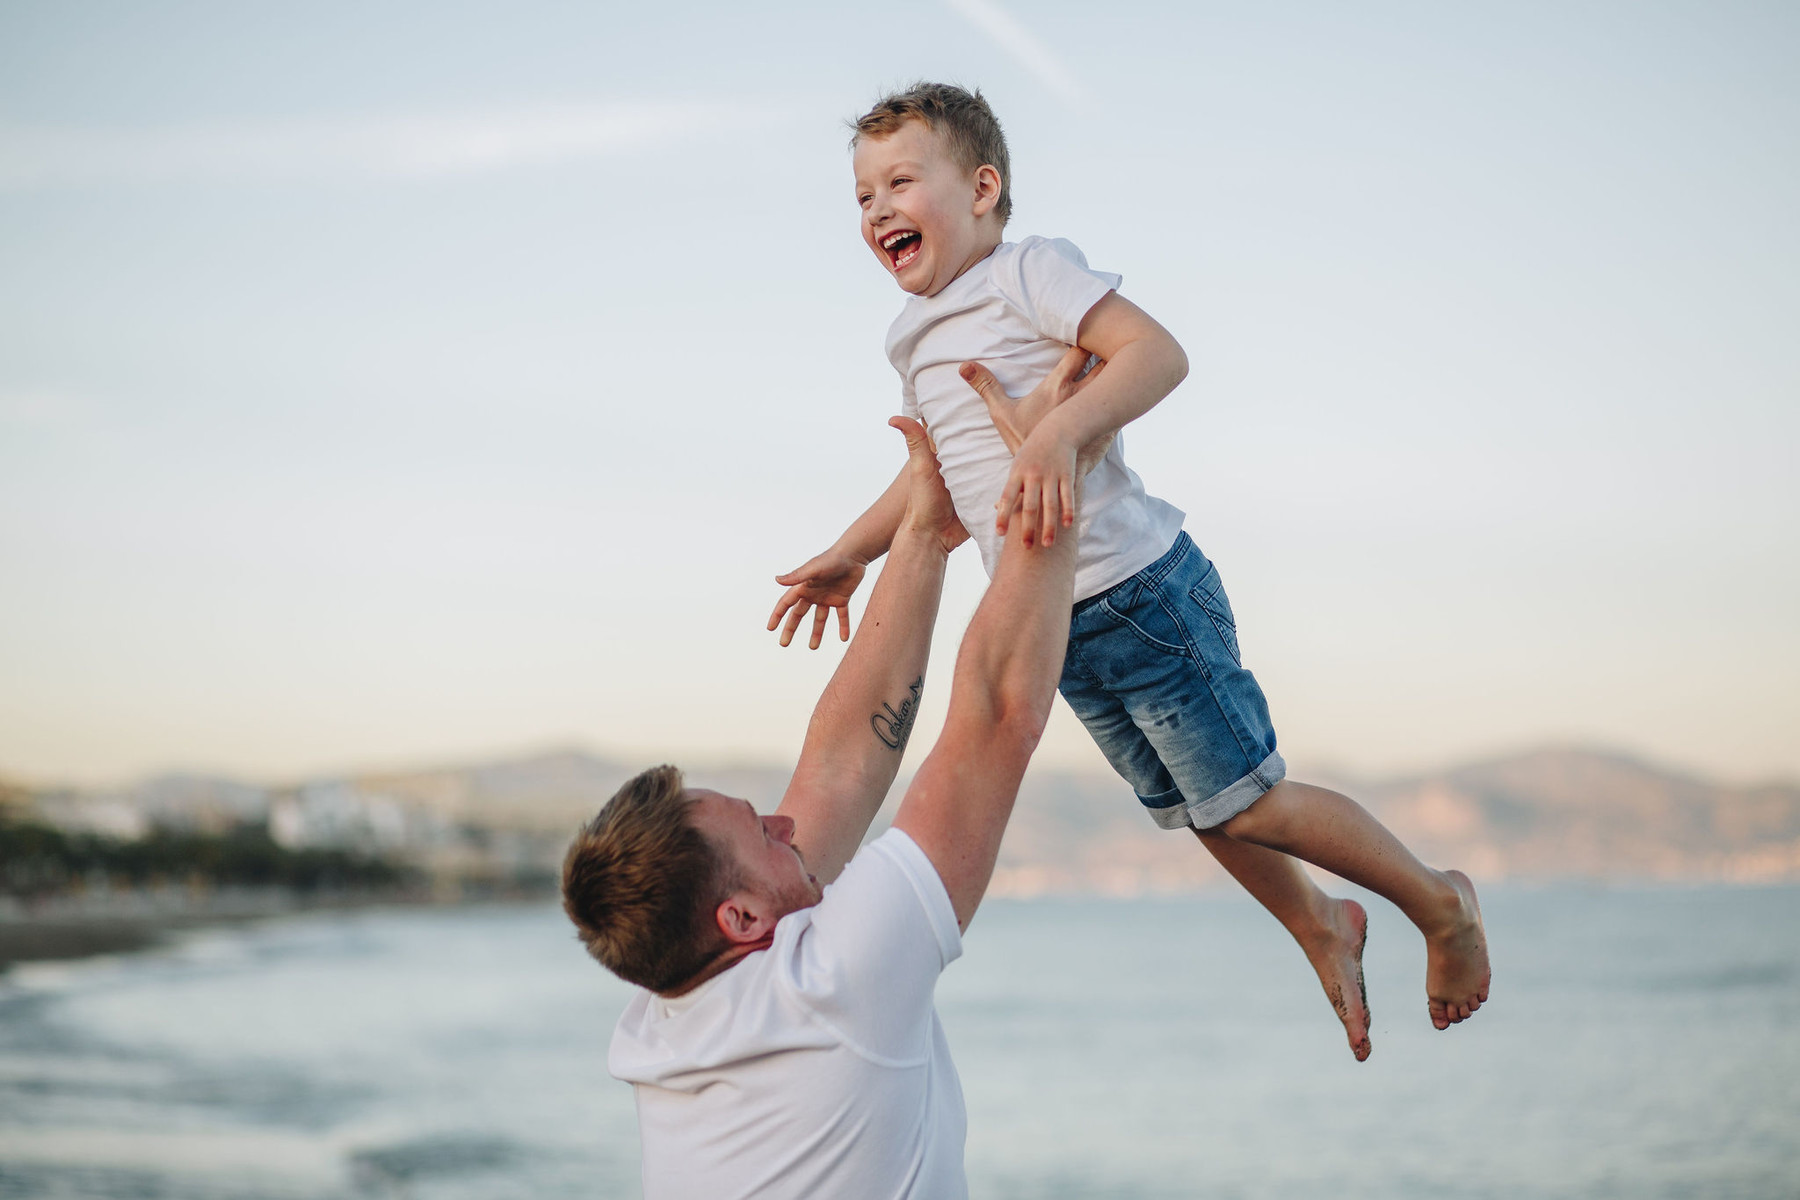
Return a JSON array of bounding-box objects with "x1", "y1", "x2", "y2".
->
[
  {"x1": 972, "y1": 164, "x2": 1002, "y2": 218},
  {"x1": 715, "y1": 892, "x2": 778, "y2": 947}
]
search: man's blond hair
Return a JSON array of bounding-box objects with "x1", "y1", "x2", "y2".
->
[
  {"x1": 851, "y1": 81, "x2": 1012, "y2": 224},
  {"x1": 561, "y1": 765, "x2": 737, "y2": 994}
]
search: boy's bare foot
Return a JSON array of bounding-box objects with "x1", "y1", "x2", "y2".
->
[
  {"x1": 1425, "y1": 869, "x2": 1490, "y2": 1030},
  {"x1": 1301, "y1": 897, "x2": 1371, "y2": 1062}
]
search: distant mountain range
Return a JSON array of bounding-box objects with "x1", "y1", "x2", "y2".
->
[{"x1": 8, "y1": 747, "x2": 1797, "y2": 894}]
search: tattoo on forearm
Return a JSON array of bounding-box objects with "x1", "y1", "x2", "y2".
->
[{"x1": 871, "y1": 676, "x2": 924, "y2": 752}]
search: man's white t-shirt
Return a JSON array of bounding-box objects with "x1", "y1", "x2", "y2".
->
[
  {"x1": 609, "y1": 829, "x2": 968, "y2": 1200},
  {"x1": 886, "y1": 236, "x2": 1187, "y2": 602}
]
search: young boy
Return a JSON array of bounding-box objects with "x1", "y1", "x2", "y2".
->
[{"x1": 768, "y1": 83, "x2": 1489, "y2": 1058}]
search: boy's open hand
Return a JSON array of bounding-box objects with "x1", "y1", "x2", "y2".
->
[
  {"x1": 960, "y1": 345, "x2": 1113, "y2": 548},
  {"x1": 769, "y1": 548, "x2": 868, "y2": 650}
]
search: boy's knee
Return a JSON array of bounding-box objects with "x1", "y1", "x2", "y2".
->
[{"x1": 1215, "y1": 792, "x2": 1279, "y2": 842}]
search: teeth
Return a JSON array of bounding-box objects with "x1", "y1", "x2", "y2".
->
[{"x1": 881, "y1": 230, "x2": 917, "y2": 250}]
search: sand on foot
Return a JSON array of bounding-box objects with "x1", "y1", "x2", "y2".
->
[{"x1": 1303, "y1": 897, "x2": 1371, "y2": 1061}]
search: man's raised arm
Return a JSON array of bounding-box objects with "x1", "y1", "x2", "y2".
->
[
  {"x1": 774, "y1": 419, "x2": 964, "y2": 887},
  {"x1": 891, "y1": 392, "x2": 1089, "y2": 930}
]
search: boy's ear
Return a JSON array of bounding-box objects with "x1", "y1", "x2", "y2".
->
[{"x1": 971, "y1": 163, "x2": 1002, "y2": 219}]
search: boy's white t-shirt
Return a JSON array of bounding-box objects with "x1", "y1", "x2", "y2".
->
[
  {"x1": 887, "y1": 236, "x2": 1186, "y2": 601},
  {"x1": 608, "y1": 828, "x2": 968, "y2": 1200}
]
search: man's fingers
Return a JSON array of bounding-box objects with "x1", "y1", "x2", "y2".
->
[
  {"x1": 888, "y1": 413, "x2": 925, "y2": 444},
  {"x1": 836, "y1": 604, "x2": 851, "y2": 643},
  {"x1": 808, "y1": 604, "x2": 828, "y2": 651},
  {"x1": 1047, "y1": 344, "x2": 1090, "y2": 390},
  {"x1": 957, "y1": 360, "x2": 1002, "y2": 399},
  {"x1": 889, "y1": 415, "x2": 942, "y2": 466}
]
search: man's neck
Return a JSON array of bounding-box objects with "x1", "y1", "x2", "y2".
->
[{"x1": 656, "y1": 932, "x2": 776, "y2": 998}]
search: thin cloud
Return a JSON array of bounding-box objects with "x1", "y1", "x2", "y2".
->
[
  {"x1": 0, "y1": 101, "x2": 788, "y2": 191},
  {"x1": 944, "y1": 0, "x2": 1088, "y2": 105},
  {"x1": 0, "y1": 387, "x2": 93, "y2": 431}
]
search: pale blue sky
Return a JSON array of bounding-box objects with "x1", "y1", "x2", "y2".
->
[{"x1": 2, "y1": 0, "x2": 1795, "y2": 786}]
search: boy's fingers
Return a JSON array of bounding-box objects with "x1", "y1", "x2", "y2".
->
[
  {"x1": 994, "y1": 478, "x2": 1019, "y2": 533},
  {"x1": 779, "y1": 601, "x2": 811, "y2": 647},
  {"x1": 768, "y1": 586, "x2": 802, "y2": 631},
  {"x1": 1060, "y1": 477, "x2": 1075, "y2": 526}
]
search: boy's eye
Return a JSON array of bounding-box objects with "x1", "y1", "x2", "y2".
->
[
  {"x1": 858, "y1": 194, "x2": 871, "y2": 206},
  {"x1": 891, "y1": 177, "x2": 910, "y2": 188}
]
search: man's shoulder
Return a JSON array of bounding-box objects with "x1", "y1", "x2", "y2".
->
[{"x1": 808, "y1": 828, "x2": 960, "y2": 966}]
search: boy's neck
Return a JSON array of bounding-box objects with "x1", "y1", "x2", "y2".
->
[{"x1": 929, "y1": 230, "x2": 1005, "y2": 297}]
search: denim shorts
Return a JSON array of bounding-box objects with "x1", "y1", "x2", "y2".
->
[{"x1": 1061, "y1": 532, "x2": 1286, "y2": 831}]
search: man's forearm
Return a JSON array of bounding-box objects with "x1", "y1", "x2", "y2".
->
[
  {"x1": 779, "y1": 523, "x2": 947, "y2": 882},
  {"x1": 894, "y1": 492, "x2": 1081, "y2": 928}
]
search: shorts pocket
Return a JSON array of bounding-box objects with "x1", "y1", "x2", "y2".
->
[
  {"x1": 1190, "y1": 564, "x2": 1242, "y2": 667},
  {"x1": 1095, "y1": 581, "x2": 1191, "y2": 660}
]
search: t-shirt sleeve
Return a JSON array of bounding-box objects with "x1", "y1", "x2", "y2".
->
[
  {"x1": 790, "y1": 828, "x2": 962, "y2": 1063},
  {"x1": 997, "y1": 236, "x2": 1122, "y2": 346}
]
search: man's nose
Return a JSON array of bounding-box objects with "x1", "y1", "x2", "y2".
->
[{"x1": 766, "y1": 816, "x2": 796, "y2": 844}]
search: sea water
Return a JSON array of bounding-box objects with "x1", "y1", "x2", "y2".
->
[{"x1": 0, "y1": 885, "x2": 1795, "y2": 1199}]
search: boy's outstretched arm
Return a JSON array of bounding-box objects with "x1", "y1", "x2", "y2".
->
[
  {"x1": 993, "y1": 292, "x2": 1188, "y2": 547},
  {"x1": 768, "y1": 463, "x2": 909, "y2": 650}
]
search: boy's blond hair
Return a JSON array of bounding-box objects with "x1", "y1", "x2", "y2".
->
[{"x1": 850, "y1": 82, "x2": 1012, "y2": 224}]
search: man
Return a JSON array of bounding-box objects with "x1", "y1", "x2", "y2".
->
[{"x1": 562, "y1": 350, "x2": 1103, "y2": 1199}]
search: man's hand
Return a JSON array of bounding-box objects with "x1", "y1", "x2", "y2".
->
[
  {"x1": 960, "y1": 345, "x2": 1116, "y2": 548},
  {"x1": 889, "y1": 416, "x2": 968, "y2": 555},
  {"x1": 769, "y1": 549, "x2": 868, "y2": 650}
]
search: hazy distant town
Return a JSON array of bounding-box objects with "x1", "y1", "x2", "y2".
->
[{"x1": 4, "y1": 746, "x2": 1797, "y2": 923}]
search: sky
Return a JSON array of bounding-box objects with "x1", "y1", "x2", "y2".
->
[{"x1": 1, "y1": 0, "x2": 1795, "y2": 789}]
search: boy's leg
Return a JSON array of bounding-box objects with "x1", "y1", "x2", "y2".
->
[
  {"x1": 1060, "y1": 598, "x2": 1373, "y2": 1060},
  {"x1": 1078, "y1": 532, "x2": 1490, "y2": 1031},
  {"x1": 1215, "y1": 782, "x2": 1489, "y2": 1030},
  {"x1": 1190, "y1": 829, "x2": 1371, "y2": 1060}
]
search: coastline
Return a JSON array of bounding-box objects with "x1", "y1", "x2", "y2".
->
[{"x1": 0, "y1": 886, "x2": 553, "y2": 971}]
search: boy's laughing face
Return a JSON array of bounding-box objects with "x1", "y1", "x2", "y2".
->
[{"x1": 854, "y1": 119, "x2": 1002, "y2": 298}]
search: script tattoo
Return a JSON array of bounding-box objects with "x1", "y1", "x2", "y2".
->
[{"x1": 871, "y1": 676, "x2": 924, "y2": 752}]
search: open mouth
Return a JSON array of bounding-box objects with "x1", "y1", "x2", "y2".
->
[{"x1": 880, "y1": 229, "x2": 922, "y2": 270}]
